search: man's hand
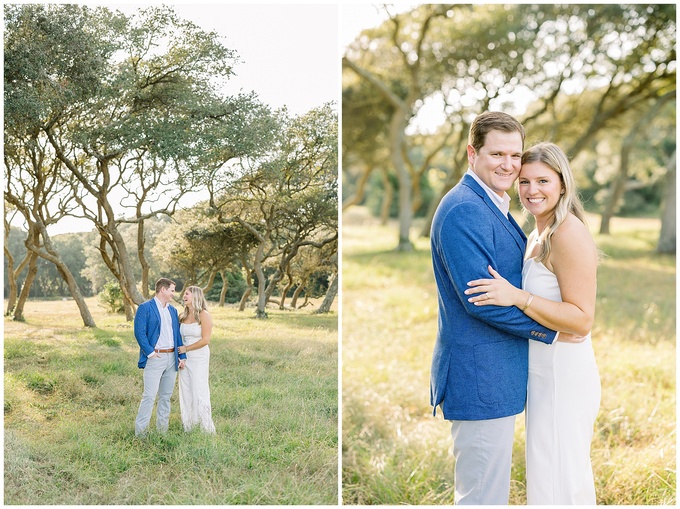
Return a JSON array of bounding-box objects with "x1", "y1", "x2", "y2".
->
[{"x1": 179, "y1": 359, "x2": 186, "y2": 369}]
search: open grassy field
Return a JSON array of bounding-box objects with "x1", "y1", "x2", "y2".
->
[
  {"x1": 5, "y1": 297, "x2": 338, "y2": 504},
  {"x1": 342, "y1": 207, "x2": 675, "y2": 505}
]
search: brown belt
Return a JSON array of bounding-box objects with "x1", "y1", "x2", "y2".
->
[{"x1": 154, "y1": 348, "x2": 175, "y2": 353}]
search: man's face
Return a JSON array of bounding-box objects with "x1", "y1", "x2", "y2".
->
[
  {"x1": 467, "y1": 129, "x2": 523, "y2": 196},
  {"x1": 158, "y1": 284, "x2": 176, "y2": 304}
]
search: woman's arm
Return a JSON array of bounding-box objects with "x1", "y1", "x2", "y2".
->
[
  {"x1": 178, "y1": 311, "x2": 213, "y2": 353},
  {"x1": 466, "y1": 218, "x2": 597, "y2": 336}
]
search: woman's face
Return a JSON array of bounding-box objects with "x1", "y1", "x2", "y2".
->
[
  {"x1": 183, "y1": 289, "x2": 193, "y2": 307},
  {"x1": 518, "y1": 161, "x2": 564, "y2": 221}
]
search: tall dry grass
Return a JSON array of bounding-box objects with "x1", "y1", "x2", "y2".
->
[
  {"x1": 342, "y1": 207, "x2": 675, "y2": 505},
  {"x1": 5, "y1": 297, "x2": 338, "y2": 504}
]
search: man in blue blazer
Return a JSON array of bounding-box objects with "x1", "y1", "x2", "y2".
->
[
  {"x1": 430, "y1": 111, "x2": 557, "y2": 504},
  {"x1": 134, "y1": 277, "x2": 187, "y2": 436}
]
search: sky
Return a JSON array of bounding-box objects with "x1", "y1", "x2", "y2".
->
[
  {"x1": 340, "y1": 4, "x2": 384, "y2": 48},
  {"x1": 340, "y1": 3, "x2": 417, "y2": 48},
  {"x1": 106, "y1": 3, "x2": 340, "y2": 115}
]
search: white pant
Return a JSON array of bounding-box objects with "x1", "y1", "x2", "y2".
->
[
  {"x1": 135, "y1": 353, "x2": 177, "y2": 435},
  {"x1": 450, "y1": 415, "x2": 516, "y2": 505}
]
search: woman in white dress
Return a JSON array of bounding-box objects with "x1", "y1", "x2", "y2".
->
[
  {"x1": 177, "y1": 286, "x2": 216, "y2": 433},
  {"x1": 466, "y1": 142, "x2": 601, "y2": 504}
]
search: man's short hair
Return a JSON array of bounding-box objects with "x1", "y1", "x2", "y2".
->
[
  {"x1": 469, "y1": 111, "x2": 525, "y2": 152},
  {"x1": 155, "y1": 278, "x2": 176, "y2": 294}
]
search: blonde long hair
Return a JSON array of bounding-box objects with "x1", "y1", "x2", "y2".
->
[
  {"x1": 520, "y1": 142, "x2": 588, "y2": 264},
  {"x1": 179, "y1": 286, "x2": 209, "y2": 324}
]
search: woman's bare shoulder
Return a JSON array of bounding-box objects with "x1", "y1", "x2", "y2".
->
[
  {"x1": 552, "y1": 213, "x2": 597, "y2": 260},
  {"x1": 200, "y1": 309, "x2": 213, "y2": 323}
]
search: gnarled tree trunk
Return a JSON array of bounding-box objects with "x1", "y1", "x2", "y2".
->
[
  {"x1": 657, "y1": 149, "x2": 676, "y2": 254},
  {"x1": 315, "y1": 271, "x2": 338, "y2": 314}
]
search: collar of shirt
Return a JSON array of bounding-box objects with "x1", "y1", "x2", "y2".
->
[
  {"x1": 153, "y1": 295, "x2": 167, "y2": 310},
  {"x1": 153, "y1": 296, "x2": 175, "y2": 349},
  {"x1": 466, "y1": 168, "x2": 511, "y2": 218}
]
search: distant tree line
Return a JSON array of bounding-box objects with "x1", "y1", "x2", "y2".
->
[
  {"x1": 4, "y1": 215, "x2": 335, "y2": 308},
  {"x1": 4, "y1": 4, "x2": 338, "y2": 326}
]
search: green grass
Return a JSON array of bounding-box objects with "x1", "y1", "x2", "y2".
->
[
  {"x1": 342, "y1": 207, "x2": 676, "y2": 505},
  {"x1": 4, "y1": 298, "x2": 338, "y2": 504}
]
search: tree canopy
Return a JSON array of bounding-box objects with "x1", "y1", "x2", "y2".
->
[
  {"x1": 4, "y1": 4, "x2": 339, "y2": 323},
  {"x1": 343, "y1": 4, "x2": 676, "y2": 250}
]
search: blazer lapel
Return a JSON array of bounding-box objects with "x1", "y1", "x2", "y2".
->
[
  {"x1": 462, "y1": 174, "x2": 527, "y2": 252},
  {"x1": 149, "y1": 299, "x2": 162, "y2": 346},
  {"x1": 150, "y1": 298, "x2": 161, "y2": 323},
  {"x1": 507, "y1": 212, "x2": 528, "y2": 248}
]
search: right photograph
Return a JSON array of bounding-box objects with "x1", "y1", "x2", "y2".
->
[{"x1": 341, "y1": 4, "x2": 676, "y2": 505}]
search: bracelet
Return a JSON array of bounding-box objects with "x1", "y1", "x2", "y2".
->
[{"x1": 522, "y1": 293, "x2": 534, "y2": 311}]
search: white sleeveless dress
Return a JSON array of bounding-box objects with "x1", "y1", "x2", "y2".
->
[
  {"x1": 179, "y1": 322, "x2": 216, "y2": 433},
  {"x1": 523, "y1": 257, "x2": 601, "y2": 504}
]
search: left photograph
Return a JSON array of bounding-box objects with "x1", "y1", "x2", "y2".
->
[{"x1": 4, "y1": 3, "x2": 338, "y2": 504}]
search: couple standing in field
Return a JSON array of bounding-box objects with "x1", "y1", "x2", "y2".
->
[
  {"x1": 430, "y1": 111, "x2": 601, "y2": 504},
  {"x1": 134, "y1": 278, "x2": 216, "y2": 436}
]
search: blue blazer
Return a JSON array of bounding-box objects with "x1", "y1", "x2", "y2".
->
[
  {"x1": 134, "y1": 298, "x2": 186, "y2": 370},
  {"x1": 430, "y1": 173, "x2": 557, "y2": 420}
]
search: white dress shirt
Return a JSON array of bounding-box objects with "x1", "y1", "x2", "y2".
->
[
  {"x1": 466, "y1": 168, "x2": 512, "y2": 218},
  {"x1": 151, "y1": 296, "x2": 174, "y2": 353}
]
